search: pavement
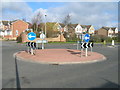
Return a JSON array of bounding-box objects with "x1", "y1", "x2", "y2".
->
[
  {"x1": 1, "y1": 41, "x2": 120, "y2": 88},
  {"x1": 15, "y1": 49, "x2": 106, "y2": 65}
]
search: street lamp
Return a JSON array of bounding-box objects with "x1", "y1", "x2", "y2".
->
[{"x1": 45, "y1": 14, "x2": 47, "y2": 37}]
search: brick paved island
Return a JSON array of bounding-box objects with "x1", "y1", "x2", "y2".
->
[{"x1": 14, "y1": 49, "x2": 106, "y2": 65}]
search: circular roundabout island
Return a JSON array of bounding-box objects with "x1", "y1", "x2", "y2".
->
[{"x1": 14, "y1": 49, "x2": 106, "y2": 65}]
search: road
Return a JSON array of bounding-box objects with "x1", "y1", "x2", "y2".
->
[{"x1": 2, "y1": 41, "x2": 119, "y2": 88}]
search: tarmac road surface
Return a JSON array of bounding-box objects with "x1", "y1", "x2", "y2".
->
[{"x1": 2, "y1": 41, "x2": 119, "y2": 88}]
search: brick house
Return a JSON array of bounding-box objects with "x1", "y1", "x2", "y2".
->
[
  {"x1": 0, "y1": 20, "x2": 29, "y2": 39},
  {"x1": 53, "y1": 22, "x2": 66, "y2": 32},
  {"x1": 97, "y1": 27, "x2": 118, "y2": 37},
  {"x1": 64, "y1": 24, "x2": 95, "y2": 35},
  {"x1": 81, "y1": 25, "x2": 95, "y2": 35}
]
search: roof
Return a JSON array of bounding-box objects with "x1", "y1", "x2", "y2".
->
[
  {"x1": 2, "y1": 21, "x2": 11, "y2": 25},
  {"x1": 70, "y1": 24, "x2": 78, "y2": 28},
  {"x1": 111, "y1": 27, "x2": 117, "y2": 31},
  {"x1": 1, "y1": 20, "x2": 28, "y2": 26},
  {"x1": 64, "y1": 24, "x2": 78, "y2": 30},
  {"x1": 66, "y1": 24, "x2": 92, "y2": 30},
  {"x1": 102, "y1": 26, "x2": 117, "y2": 31},
  {"x1": 81, "y1": 25, "x2": 92, "y2": 30},
  {"x1": 59, "y1": 23, "x2": 65, "y2": 28}
]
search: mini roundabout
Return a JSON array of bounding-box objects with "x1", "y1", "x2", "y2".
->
[{"x1": 14, "y1": 49, "x2": 107, "y2": 65}]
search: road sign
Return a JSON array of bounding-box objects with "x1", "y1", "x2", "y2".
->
[
  {"x1": 79, "y1": 34, "x2": 85, "y2": 40},
  {"x1": 26, "y1": 42, "x2": 36, "y2": 49},
  {"x1": 30, "y1": 42, "x2": 36, "y2": 49},
  {"x1": 80, "y1": 42, "x2": 94, "y2": 57},
  {"x1": 26, "y1": 42, "x2": 37, "y2": 55},
  {"x1": 26, "y1": 42, "x2": 30, "y2": 47},
  {"x1": 81, "y1": 42, "x2": 93, "y2": 48},
  {"x1": 28, "y1": 32, "x2": 36, "y2": 41},
  {"x1": 40, "y1": 33, "x2": 46, "y2": 39},
  {"x1": 36, "y1": 40, "x2": 48, "y2": 43},
  {"x1": 84, "y1": 34, "x2": 90, "y2": 42},
  {"x1": 88, "y1": 42, "x2": 94, "y2": 48}
]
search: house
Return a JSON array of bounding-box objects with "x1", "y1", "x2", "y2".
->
[
  {"x1": 81, "y1": 25, "x2": 95, "y2": 35},
  {"x1": 97, "y1": 27, "x2": 118, "y2": 37},
  {"x1": 67, "y1": 24, "x2": 95, "y2": 35},
  {"x1": 0, "y1": 20, "x2": 29, "y2": 39},
  {"x1": 0, "y1": 21, "x2": 13, "y2": 38},
  {"x1": 74, "y1": 24, "x2": 83, "y2": 34},
  {"x1": 53, "y1": 22, "x2": 66, "y2": 32}
]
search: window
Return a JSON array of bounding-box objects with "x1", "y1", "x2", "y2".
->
[
  {"x1": 16, "y1": 30, "x2": 18, "y2": 36},
  {"x1": 7, "y1": 30, "x2": 10, "y2": 35},
  {"x1": 115, "y1": 29, "x2": 118, "y2": 33}
]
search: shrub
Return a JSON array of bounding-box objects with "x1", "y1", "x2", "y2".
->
[
  {"x1": 112, "y1": 36, "x2": 119, "y2": 42},
  {"x1": 105, "y1": 37, "x2": 112, "y2": 42},
  {"x1": 90, "y1": 35, "x2": 101, "y2": 42},
  {"x1": 65, "y1": 33, "x2": 78, "y2": 42},
  {"x1": 16, "y1": 35, "x2": 22, "y2": 43},
  {"x1": 90, "y1": 35, "x2": 113, "y2": 42}
]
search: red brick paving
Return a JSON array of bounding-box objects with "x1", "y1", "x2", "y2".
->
[{"x1": 15, "y1": 49, "x2": 106, "y2": 64}]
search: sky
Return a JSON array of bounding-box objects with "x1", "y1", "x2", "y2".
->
[{"x1": 1, "y1": 0, "x2": 119, "y2": 29}]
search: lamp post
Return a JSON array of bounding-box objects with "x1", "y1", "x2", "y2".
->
[{"x1": 45, "y1": 14, "x2": 47, "y2": 37}]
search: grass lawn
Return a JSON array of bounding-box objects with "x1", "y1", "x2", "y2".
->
[{"x1": 16, "y1": 40, "x2": 120, "y2": 44}]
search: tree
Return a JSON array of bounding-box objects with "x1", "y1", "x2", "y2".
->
[
  {"x1": 63, "y1": 14, "x2": 72, "y2": 26},
  {"x1": 62, "y1": 14, "x2": 72, "y2": 38},
  {"x1": 31, "y1": 11, "x2": 43, "y2": 32}
]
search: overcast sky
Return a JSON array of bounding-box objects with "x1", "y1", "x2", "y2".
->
[{"x1": 1, "y1": 0, "x2": 119, "y2": 29}]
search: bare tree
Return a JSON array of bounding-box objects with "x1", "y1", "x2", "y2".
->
[
  {"x1": 63, "y1": 14, "x2": 71, "y2": 25},
  {"x1": 62, "y1": 14, "x2": 72, "y2": 38},
  {"x1": 31, "y1": 11, "x2": 43, "y2": 32}
]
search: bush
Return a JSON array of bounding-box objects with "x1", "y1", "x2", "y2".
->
[
  {"x1": 105, "y1": 37, "x2": 112, "y2": 42},
  {"x1": 112, "y1": 36, "x2": 119, "y2": 42},
  {"x1": 16, "y1": 35, "x2": 22, "y2": 43},
  {"x1": 90, "y1": 35, "x2": 101, "y2": 42},
  {"x1": 34, "y1": 31, "x2": 40, "y2": 38},
  {"x1": 90, "y1": 35, "x2": 113, "y2": 42},
  {"x1": 65, "y1": 33, "x2": 78, "y2": 42}
]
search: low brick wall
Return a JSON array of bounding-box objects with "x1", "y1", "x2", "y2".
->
[{"x1": 3, "y1": 35, "x2": 17, "y2": 40}]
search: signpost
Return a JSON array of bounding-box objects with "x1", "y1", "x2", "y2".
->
[
  {"x1": 27, "y1": 32, "x2": 36, "y2": 55},
  {"x1": 77, "y1": 34, "x2": 79, "y2": 50},
  {"x1": 79, "y1": 34, "x2": 85, "y2": 40},
  {"x1": 82, "y1": 34, "x2": 90, "y2": 57},
  {"x1": 80, "y1": 42, "x2": 93, "y2": 57},
  {"x1": 84, "y1": 34, "x2": 90, "y2": 43},
  {"x1": 26, "y1": 42, "x2": 36, "y2": 55},
  {"x1": 79, "y1": 34, "x2": 84, "y2": 57},
  {"x1": 40, "y1": 32, "x2": 46, "y2": 49},
  {"x1": 88, "y1": 42, "x2": 94, "y2": 52},
  {"x1": 27, "y1": 32, "x2": 36, "y2": 41},
  {"x1": 36, "y1": 40, "x2": 48, "y2": 43}
]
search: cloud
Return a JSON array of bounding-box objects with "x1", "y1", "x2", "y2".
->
[
  {"x1": 1, "y1": 1, "x2": 118, "y2": 29},
  {"x1": 1, "y1": 1, "x2": 33, "y2": 20},
  {"x1": 42, "y1": 2, "x2": 118, "y2": 29},
  {"x1": 30, "y1": 8, "x2": 47, "y2": 24},
  {"x1": 2, "y1": 0, "x2": 119, "y2": 2}
]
